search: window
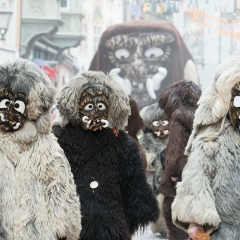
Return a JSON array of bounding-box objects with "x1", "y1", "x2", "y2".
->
[
  {"x1": 79, "y1": 37, "x2": 88, "y2": 52},
  {"x1": 79, "y1": 23, "x2": 88, "y2": 53},
  {"x1": 63, "y1": 75, "x2": 70, "y2": 84},
  {"x1": 83, "y1": 23, "x2": 88, "y2": 32},
  {"x1": 60, "y1": 0, "x2": 70, "y2": 12},
  {"x1": 61, "y1": 0, "x2": 67, "y2": 7},
  {"x1": 33, "y1": 48, "x2": 41, "y2": 59},
  {"x1": 32, "y1": 47, "x2": 55, "y2": 61},
  {"x1": 94, "y1": 26, "x2": 101, "y2": 35},
  {"x1": 93, "y1": 26, "x2": 101, "y2": 51},
  {"x1": 0, "y1": 0, "x2": 9, "y2": 8}
]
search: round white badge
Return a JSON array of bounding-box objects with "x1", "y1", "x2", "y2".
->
[{"x1": 90, "y1": 181, "x2": 99, "y2": 189}]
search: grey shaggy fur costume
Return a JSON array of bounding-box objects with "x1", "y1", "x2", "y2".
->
[
  {"x1": 139, "y1": 103, "x2": 168, "y2": 235},
  {"x1": 140, "y1": 103, "x2": 168, "y2": 192},
  {"x1": 172, "y1": 57, "x2": 240, "y2": 239},
  {"x1": 0, "y1": 59, "x2": 81, "y2": 240}
]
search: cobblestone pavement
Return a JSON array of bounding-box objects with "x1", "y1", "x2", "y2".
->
[{"x1": 132, "y1": 226, "x2": 168, "y2": 240}]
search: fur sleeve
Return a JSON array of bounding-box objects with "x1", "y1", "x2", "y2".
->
[
  {"x1": 139, "y1": 132, "x2": 155, "y2": 152},
  {"x1": 120, "y1": 135, "x2": 160, "y2": 234},
  {"x1": 40, "y1": 133, "x2": 81, "y2": 240},
  {"x1": 172, "y1": 140, "x2": 221, "y2": 235},
  {"x1": 160, "y1": 119, "x2": 190, "y2": 197},
  {"x1": 139, "y1": 133, "x2": 157, "y2": 171}
]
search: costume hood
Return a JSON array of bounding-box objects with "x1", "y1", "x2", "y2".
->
[
  {"x1": 89, "y1": 20, "x2": 198, "y2": 88},
  {"x1": 158, "y1": 80, "x2": 201, "y2": 127},
  {"x1": 54, "y1": 71, "x2": 131, "y2": 131},
  {"x1": 140, "y1": 103, "x2": 166, "y2": 130},
  {"x1": 186, "y1": 56, "x2": 240, "y2": 153},
  {"x1": 0, "y1": 59, "x2": 55, "y2": 139}
]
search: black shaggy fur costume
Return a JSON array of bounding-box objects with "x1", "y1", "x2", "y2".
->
[
  {"x1": 52, "y1": 71, "x2": 159, "y2": 240},
  {"x1": 53, "y1": 124, "x2": 159, "y2": 240}
]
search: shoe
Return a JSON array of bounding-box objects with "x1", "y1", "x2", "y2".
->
[{"x1": 159, "y1": 231, "x2": 168, "y2": 239}]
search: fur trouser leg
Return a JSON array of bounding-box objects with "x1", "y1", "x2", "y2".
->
[
  {"x1": 151, "y1": 193, "x2": 169, "y2": 235},
  {"x1": 163, "y1": 196, "x2": 188, "y2": 240}
]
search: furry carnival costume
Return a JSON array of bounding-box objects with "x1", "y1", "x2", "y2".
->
[
  {"x1": 127, "y1": 95, "x2": 147, "y2": 169},
  {"x1": 139, "y1": 103, "x2": 168, "y2": 192},
  {"x1": 89, "y1": 21, "x2": 199, "y2": 109},
  {"x1": 172, "y1": 57, "x2": 240, "y2": 239},
  {"x1": 0, "y1": 59, "x2": 81, "y2": 240},
  {"x1": 158, "y1": 80, "x2": 201, "y2": 240},
  {"x1": 139, "y1": 103, "x2": 169, "y2": 237},
  {"x1": 52, "y1": 71, "x2": 159, "y2": 240}
]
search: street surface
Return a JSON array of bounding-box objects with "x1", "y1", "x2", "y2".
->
[{"x1": 132, "y1": 226, "x2": 167, "y2": 240}]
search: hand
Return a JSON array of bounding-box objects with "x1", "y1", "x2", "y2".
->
[
  {"x1": 193, "y1": 229, "x2": 210, "y2": 240},
  {"x1": 171, "y1": 177, "x2": 178, "y2": 182},
  {"x1": 187, "y1": 223, "x2": 204, "y2": 239},
  {"x1": 171, "y1": 174, "x2": 182, "y2": 182}
]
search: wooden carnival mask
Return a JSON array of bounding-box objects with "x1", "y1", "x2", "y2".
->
[
  {"x1": 229, "y1": 83, "x2": 240, "y2": 131},
  {"x1": 79, "y1": 86, "x2": 109, "y2": 131},
  {"x1": 151, "y1": 118, "x2": 169, "y2": 138},
  {"x1": 0, "y1": 89, "x2": 27, "y2": 131}
]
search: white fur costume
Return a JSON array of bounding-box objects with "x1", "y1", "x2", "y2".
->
[
  {"x1": 172, "y1": 57, "x2": 240, "y2": 239},
  {"x1": 0, "y1": 59, "x2": 81, "y2": 240}
]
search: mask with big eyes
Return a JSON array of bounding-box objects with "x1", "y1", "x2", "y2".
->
[
  {"x1": 0, "y1": 89, "x2": 27, "y2": 132},
  {"x1": 106, "y1": 32, "x2": 173, "y2": 102},
  {"x1": 229, "y1": 83, "x2": 240, "y2": 130},
  {"x1": 151, "y1": 118, "x2": 169, "y2": 138},
  {"x1": 79, "y1": 86, "x2": 109, "y2": 131}
]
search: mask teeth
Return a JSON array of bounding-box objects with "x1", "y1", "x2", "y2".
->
[
  {"x1": 101, "y1": 119, "x2": 109, "y2": 128},
  {"x1": 164, "y1": 130, "x2": 169, "y2": 135},
  {"x1": 86, "y1": 120, "x2": 91, "y2": 128},
  {"x1": 154, "y1": 131, "x2": 160, "y2": 136},
  {"x1": 0, "y1": 113, "x2": 6, "y2": 122},
  {"x1": 82, "y1": 116, "x2": 91, "y2": 128}
]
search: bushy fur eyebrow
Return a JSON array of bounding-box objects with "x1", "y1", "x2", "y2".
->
[
  {"x1": 0, "y1": 89, "x2": 13, "y2": 98},
  {"x1": 79, "y1": 97, "x2": 93, "y2": 109},
  {"x1": 96, "y1": 97, "x2": 108, "y2": 103},
  {"x1": 105, "y1": 32, "x2": 174, "y2": 51},
  {"x1": 0, "y1": 90, "x2": 28, "y2": 103}
]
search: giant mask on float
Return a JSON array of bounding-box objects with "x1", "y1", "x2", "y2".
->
[
  {"x1": 89, "y1": 21, "x2": 199, "y2": 109},
  {"x1": 79, "y1": 86, "x2": 109, "y2": 131},
  {"x1": 0, "y1": 89, "x2": 27, "y2": 131},
  {"x1": 107, "y1": 32, "x2": 171, "y2": 100},
  {"x1": 229, "y1": 83, "x2": 240, "y2": 130}
]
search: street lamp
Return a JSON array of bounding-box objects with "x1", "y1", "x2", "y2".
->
[{"x1": 0, "y1": 9, "x2": 12, "y2": 41}]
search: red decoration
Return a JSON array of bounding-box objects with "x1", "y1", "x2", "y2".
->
[
  {"x1": 43, "y1": 65, "x2": 57, "y2": 80},
  {"x1": 112, "y1": 127, "x2": 118, "y2": 137}
]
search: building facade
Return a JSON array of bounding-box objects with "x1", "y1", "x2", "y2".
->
[
  {"x1": 0, "y1": 0, "x2": 21, "y2": 64},
  {"x1": 171, "y1": 0, "x2": 240, "y2": 90},
  {"x1": 74, "y1": 0, "x2": 124, "y2": 71},
  {"x1": 20, "y1": 0, "x2": 84, "y2": 93}
]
